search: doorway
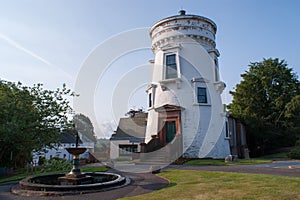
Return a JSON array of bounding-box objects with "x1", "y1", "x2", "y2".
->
[{"x1": 165, "y1": 121, "x2": 176, "y2": 143}]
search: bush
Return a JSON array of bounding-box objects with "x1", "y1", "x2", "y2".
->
[
  {"x1": 288, "y1": 140, "x2": 300, "y2": 159},
  {"x1": 295, "y1": 140, "x2": 300, "y2": 147},
  {"x1": 43, "y1": 158, "x2": 72, "y2": 172},
  {"x1": 38, "y1": 156, "x2": 46, "y2": 166},
  {"x1": 288, "y1": 149, "x2": 300, "y2": 159}
]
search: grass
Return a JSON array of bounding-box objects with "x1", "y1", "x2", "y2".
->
[
  {"x1": 81, "y1": 165, "x2": 108, "y2": 172},
  {"x1": 184, "y1": 158, "x2": 272, "y2": 166},
  {"x1": 0, "y1": 165, "x2": 108, "y2": 184},
  {"x1": 121, "y1": 170, "x2": 300, "y2": 200},
  {"x1": 260, "y1": 152, "x2": 289, "y2": 159}
]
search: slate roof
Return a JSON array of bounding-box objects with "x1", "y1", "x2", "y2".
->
[{"x1": 110, "y1": 112, "x2": 147, "y2": 142}]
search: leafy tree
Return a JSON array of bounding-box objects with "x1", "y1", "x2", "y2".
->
[
  {"x1": 284, "y1": 95, "x2": 300, "y2": 139},
  {"x1": 74, "y1": 114, "x2": 97, "y2": 143},
  {"x1": 228, "y1": 58, "x2": 300, "y2": 156},
  {"x1": 0, "y1": 80, "x2": 74, "y2": 168}
]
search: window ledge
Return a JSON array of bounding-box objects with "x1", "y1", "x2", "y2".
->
[
  {"x1": 193, "y1": 103, "x2": 211, "y2": 106},
  {"x1": 159, "y1": 78, "x2": 182, "y2": 84},
  {"x1": 160, "y1": 78, "x2": 182, "y2": 89}
]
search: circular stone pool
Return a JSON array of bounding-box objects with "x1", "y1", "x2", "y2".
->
[{"x1": 12, "y1": 172, "x2": 129, "y2": 196}]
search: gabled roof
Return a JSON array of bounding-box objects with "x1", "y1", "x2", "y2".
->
[{"x1": 110, "y1": 112, "x2": 147, "y2": 142}]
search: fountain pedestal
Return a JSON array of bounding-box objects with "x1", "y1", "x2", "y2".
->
[{"x1": 58, "y1": 147, "x2": 93, "y2": 185}]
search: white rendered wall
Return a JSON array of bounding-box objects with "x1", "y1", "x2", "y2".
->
[
  {"x1": 145, "y1": 32, "x2": 230, "y2": 158},
  {"x1": 110, "y1": 140, "x2": 141, "y2": 159}
]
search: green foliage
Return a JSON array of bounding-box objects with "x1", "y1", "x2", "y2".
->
[
  {"x1": 288, "y1": 149, "x2": 300, "y2": 159},
  {"x1": 260, "y1": 152, "x2": 288, "y2": 159},
  {"x1": 0, "y1": 80, "x2": 75, "y2": 168},
  {"x1": 288, "y1": 140, "x2": 300, "y2": 159},
  {"x1": 228, "y1": 58, "x2": 300, "y2": 156},
  {"x1": 74, "y1": 113, "x2": 97, "y2": 142},
  {"x1": 95, "y1": 138, "x2": 110, "y2": 153},
  {"x1": 38, "y1": 156, "x2": 46, "y2": 166},
  {"x1": 43, "y1": 157, "x2": 72, "y2": 172}
]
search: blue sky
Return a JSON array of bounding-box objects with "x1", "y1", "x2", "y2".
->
[{"x1": 1, "y1": 0, "x2": 300, "y2": 137}]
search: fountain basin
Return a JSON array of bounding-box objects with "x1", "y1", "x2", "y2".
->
[
  {"x1": 66, "y1": 147, "x2": 87, "y2": 155},
  {"x1": 13, "y1": 172, "x2": 128, "y2": 195}
]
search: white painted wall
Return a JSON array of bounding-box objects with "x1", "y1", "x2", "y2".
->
[
  {"x1": 33, "y1": 142, "x2": 93, "y2": 165},
  {"x1": 110, "y1": 140, "x2": 141, "y2": 159},
  {"x1": 145, "y1": 12, "x2": 230, "y2": 158}
]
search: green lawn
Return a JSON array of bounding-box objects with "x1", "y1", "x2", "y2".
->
[
  {"x1": 260, "y1": 152, "x2": 289, "y2": 159},
  {"x1": 0, "y1": 165, "x2": 107, "y2": 183},
  {"x1": 184, "y1": 158, "x2": 272, "y2": 166},
  {"x1": 122, "y1": 170, "x2": 300, "y2": 200}
]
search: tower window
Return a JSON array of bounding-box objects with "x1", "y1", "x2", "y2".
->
[
  {"x1": 165, "y1": 54, "x2": 177, "y2": 79},
  {"x1": 197, "y1": 87, "x2": 207, "y2": 103},
  {"x1": 148, "y1": 93, "x2": 152, "y2": 108},
  {"x1": 225, "y1": 121, "x2": 230, "y2": 138}
]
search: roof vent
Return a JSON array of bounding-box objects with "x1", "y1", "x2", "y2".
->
[{"x1": 178, "y1": 10, "x2": 186, "y2": 15}]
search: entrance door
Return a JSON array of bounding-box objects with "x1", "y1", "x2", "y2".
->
[{"x1": 166, "y1": 121, "x2": 176, "y2": 143}]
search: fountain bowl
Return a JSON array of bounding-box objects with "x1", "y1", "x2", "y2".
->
[
  {"x1": 66, "y1": 147, "x2": 87, "y2": 155},
  {"x1": 12, "y1": 172, "x2": 129, "y2": 196}
]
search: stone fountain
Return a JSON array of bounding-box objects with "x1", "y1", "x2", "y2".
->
[
  {"x1": 12, "y1": 131, "x2": 128, "y2": 196},
  {"x1": 58, "y1": 133, "x2": 93, "y2": 185}
]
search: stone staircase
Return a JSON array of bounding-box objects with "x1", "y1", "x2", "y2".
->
[{"x1": 139, "y1": 147, "x2": 170, "y2": 164}]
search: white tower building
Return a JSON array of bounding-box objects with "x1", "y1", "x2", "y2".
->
[{"x1": 144, "y1": 10, "x2": 230, "y2": 159}]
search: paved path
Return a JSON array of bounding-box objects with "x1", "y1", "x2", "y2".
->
[{"x1": 1, "y1": 161, "x2": 300, "y2": 200}]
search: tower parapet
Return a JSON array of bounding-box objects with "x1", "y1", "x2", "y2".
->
[{"x1": 150, "y1": 10, "x2": 218, "y2": 53}]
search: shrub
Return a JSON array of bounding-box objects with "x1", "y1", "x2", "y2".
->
[
  {"x1": 43, "y1": 158, "x2": 72, "y2": 172},
  {"x1": 288, "y1": 149, "x2": 300, "y2": 159},
  {"x1": 288, "y1": 140, "x2": 300, "y2": 159},
  {"x1": 38, "y1": 156, "x2": 46, "y2": 166}
]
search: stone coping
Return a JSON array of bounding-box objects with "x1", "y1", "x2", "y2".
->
[{"x1": 12, "y1": 172, "x2": 129, "y2": 196}]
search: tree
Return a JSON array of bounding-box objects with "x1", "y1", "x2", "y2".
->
[
  {"x1": 74, "y1": 114, "x2": 97, "y2": 143},
  {"x1": 284, "y1": 95, "x2": 300, "y2": 139},
  {"x1": 228, "y1": 58, "x2": 300, "y2": 156},
  {"x1": 0, "y1": 80, "x2": 74, "y2": 167}
]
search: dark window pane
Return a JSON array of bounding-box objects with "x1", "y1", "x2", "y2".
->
[
  {"x1": 165, "y1": 54, "x2": 177, "y2": 79},
  {"x1": 149, "y1": 93, "x2": 152, "y2": 107},
  {"x1": 197, "y1": 87, "x2": 207, "y2": 103},
  {"x1": 166, "y1": 54, "x2": 176, "y2": 65},
  {"x1": 225, "y1": 121, "x2": 229, "y2": 138}
]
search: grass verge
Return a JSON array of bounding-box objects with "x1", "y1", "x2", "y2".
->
[
  {"x1": 184, "y1": 158, "x2": 272, "y2": 166},
  {"x1": 121, "y1": 170, "x2": 300, "y2": 200},
  {"x1": 0, "y1": 165, "x2": 107, "y2": 184}
]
